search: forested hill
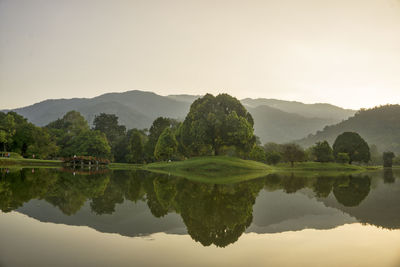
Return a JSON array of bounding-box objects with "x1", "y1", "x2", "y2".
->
[
  {"x1": 4, "y1": 90, "x2": 354, "y2": 143},
  {"x1": 297, "y1": 105, "x2": 400, "y2": 153},
  {"x1": 241, "y1": 98, "x2": 355, "y2": 121}
]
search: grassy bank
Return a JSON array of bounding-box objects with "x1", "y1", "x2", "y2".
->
[
  {"x1": 1, "y1": 156, "x2": 381, "y2": 183},
  {"x1": 142, "y1": 156, "x2": 380, "y2": 183},
  {"x1": 274, "y1": 162, "x2": 380, "y2": 172},
  {"x1": 0, "y1": 157, "x2": 62, "y2": 167},
  {"x1": 142, "y1": 156, "x2": 273, "y2": 183}
]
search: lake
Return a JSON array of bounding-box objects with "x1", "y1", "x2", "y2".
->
[{"x1": 1, "y1": 168, "x2": 400, "y2": 267}]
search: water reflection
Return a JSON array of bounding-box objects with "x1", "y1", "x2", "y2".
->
[{"x1": 1, "y1": 168, "x2": 400, "y2": 247}]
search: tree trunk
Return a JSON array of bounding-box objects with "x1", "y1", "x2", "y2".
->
[{"x1": 291, "y1": 161, "x2": 294, "y2": 168}]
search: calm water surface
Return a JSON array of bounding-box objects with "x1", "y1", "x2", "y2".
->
[{"x1": 1, "y1": 168, "x2": 400, "y2": 267}]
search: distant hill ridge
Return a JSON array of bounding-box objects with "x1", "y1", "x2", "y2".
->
[
  {"x1": 3, "y1": 90, "x2": 356, "y2": 144},
  {"x1": 297, "y1": 105, "x2": 400, "y2": 153}
]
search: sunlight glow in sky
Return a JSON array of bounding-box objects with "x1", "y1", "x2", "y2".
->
[{"x1": 1, "y1": 0, "x2": 400, "y2": 109}]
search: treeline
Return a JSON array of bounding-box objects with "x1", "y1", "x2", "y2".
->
[
  {"x1": 1, "y1": 93, "x2": 398, "y2": 166},
  {"x1": 0, "y1": 94, "x2": 259, "y2": 163},
  {"x1": 260, "y1": 132, "x2": 399, "y2": 166}
]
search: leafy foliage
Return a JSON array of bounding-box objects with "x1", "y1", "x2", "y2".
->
[
  {"x1": 126, "y1": 130, "x2": 144, "y2": 163},
  {"x1": 154, "y1": 128, "x2": 178, "y2": 161},
  {"x1": 333, "y1": 132, "x2": 370, "y2": 164},
  {"x1": 266, "y1": 151, "x2": 282, "y2": 165},
  {"x1": 281, "y1": 143, "x2": 306, "y2": 167},
  {"x1": 311, "y1": 141, "x2": 334, "y2": 163},
  {"x1": 179, "y1": 94, "x2": 255, "y2": 156},
  {"x1": 249, "y1": 146, "x2": 266, "y2": 162},
  {"x1": 336, "y1": 153, "x2": 350, "y2": 164}
]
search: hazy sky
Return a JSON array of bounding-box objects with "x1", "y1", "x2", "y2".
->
[{"x1": 1, "y1": 0, "x2": 400, "y2": 109}]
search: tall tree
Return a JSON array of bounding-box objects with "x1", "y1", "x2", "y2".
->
[
  {"x1": 154, "y1": 128, "x2": 178, "y2": 161},
  {"x1": 281, "y1": 143, "x2": 306, "y2": 167},
  {"x1": 333, "y1": 132, "x2": 370, "y2": 164},
  {"x1": 179, "y1": 94, "x2": 255, "y2": 157},
  {"x1": 126, "y1": 130, "x2": 144, "y2": 163},
  {"x1": 311, "y1": 141, "x2": 334, "y2": 163},
  {"x1": 249, "y1": 146, "x2": 266, "y2": 162},
  {"x1": 93, "y1": 113, "x2": 126, "y2": 147},
  {"x1": 64, "y1": 130, "x2": 111, "y2": 158},
  {"x1": 46, "y1": 111, "x2": 90, "y2": 157},
  {"x1": 144, "y1": 117, "x2": 175, "y2": 161}
]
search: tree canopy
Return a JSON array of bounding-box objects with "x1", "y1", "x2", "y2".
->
[
  {"x1": 333, "y1": 132, "x2": 370, "y2": 164},
  {"x1": 311, "y1": 141, "x2": 334, "y2": 163},
  {"x1": 154, "y1": 128, "x2": 178, "y2": 161},
  {"x1": 281, "y1": 143, "x2": 306, "y2": 167},
  {"x1": 178, "y1": 94, "x2": 255, "y2": 157}
]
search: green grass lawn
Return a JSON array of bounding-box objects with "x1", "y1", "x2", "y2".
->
[
  {"x1": 274, "y1": 161, "x2": 378, "y2": 171},
  {"x1": 142, "y1": 156, "x2": 273, "y2": 184},
  {"x1": 0, "y1": 154, "x2": 382, "y2": 183},
  {"x1": 142, "y1": 156, "x2": 380, "y2": 183}
]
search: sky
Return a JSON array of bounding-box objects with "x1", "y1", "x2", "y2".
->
[{"x1": 1, "y1": 0, "x2": 400, "y2": 110}]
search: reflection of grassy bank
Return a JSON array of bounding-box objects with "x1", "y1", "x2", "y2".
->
[
  {"x1": 0, "y1": 157, "x2": 62, "y2": 167},
  {"x1": 143, "y1": 156, "x2": 380, "y2": 183},
  {"x1": 1, "y1": 156, "x2": 381, "y2": 183}
]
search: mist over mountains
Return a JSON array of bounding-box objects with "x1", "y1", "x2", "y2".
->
[{"x1": 4, "y1": 90, "x2": 355, "y2": 144}]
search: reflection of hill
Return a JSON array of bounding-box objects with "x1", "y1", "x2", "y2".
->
[
  {"x1": 248, "y1": 190, "x2": 356, "y2": 233},
  {"x1": 18, "y1": 199, "x2": 187, "y2": 237},
  {"x1": 3, "y1": 168, "x2": 400, "y2": 247},
  {"x1": 321, "y1": 172, "x2": 400, "y2": 230}
]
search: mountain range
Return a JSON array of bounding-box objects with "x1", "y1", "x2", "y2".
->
[{"x1": 3, "y1": 90, "x2": 355, "y2": 144}]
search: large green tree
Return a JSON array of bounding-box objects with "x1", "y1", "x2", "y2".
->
[
  {"x1": 0, "y1": 112, "x2": 58, "y2": 157},
  {"x1": 154, "y1": 128, "x2": 178, "y2": 161},
  {"x1": 281, "y1": 143, "x2": 306, "y2": 167},
  {"x1": 63, "y1": 130, "x2": 111, "y2": 158},
  {"x1": 144, "y1": 117, "x2": 177, "y2": 161},
  {"x1": 333, "y1": 132, "x2": 370, "y2": 164},
  {"x1": 178, "y1": 94, "x2": 255, "y2": 157},
  {"x1": 93, "y1": 113, "x2": 126, "y2": 148},
  {"x1": 311, "y1": 141, "x2": 334, "y2": 163},
  {"x1": 126, "y1": 130, "x2": 145, "y2": 163}
]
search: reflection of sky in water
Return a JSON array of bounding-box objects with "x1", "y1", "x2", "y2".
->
[{"x1": 1, "y1": 211, "x2": 400, "y2": 267}]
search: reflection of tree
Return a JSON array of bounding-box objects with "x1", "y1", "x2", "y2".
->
[
  {"x1": 174, "y1": 179, "x2": 264, "y2": 247},
  {"x1": 0, "y1": 169, "x2": 58, "y2": 212},
  {"x1": 45, "y1": 172, "x2": 110, "y2": 215},
  {"x1": 282, "y1": 173, "x2": 307, "y2": 193},
  {"x1": 383, "y1": 169, "x2": 396, "y2": 184},
  {"x1": 0, "y1": 168, "x2": 377, "y2": 247},
  {"x1": 90, "y1": 171, "x2": 147, "y2": 215},
  {"x1": 313, "y1": 176, "x2": 334, "y2": 198},
  {"x1": 333, "y1": 175, "x2": 371, "y2": 207},
  {"x1": 143, "y1": 175, "x2": 171, "y2": 218}
]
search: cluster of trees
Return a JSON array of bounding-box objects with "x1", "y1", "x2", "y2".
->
[
  {"x1": 1, "y1": 94, "x2": 261, "y2": 163},
  {"x1": 0, "y1": 112, "x2": 58, "y2": 158},
  {"x1": 259, "y1": 132, "x2": 376, "y2": 166},
  {"x1": 1, "y1": 93, "x2": 398, "y2": 166}
]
